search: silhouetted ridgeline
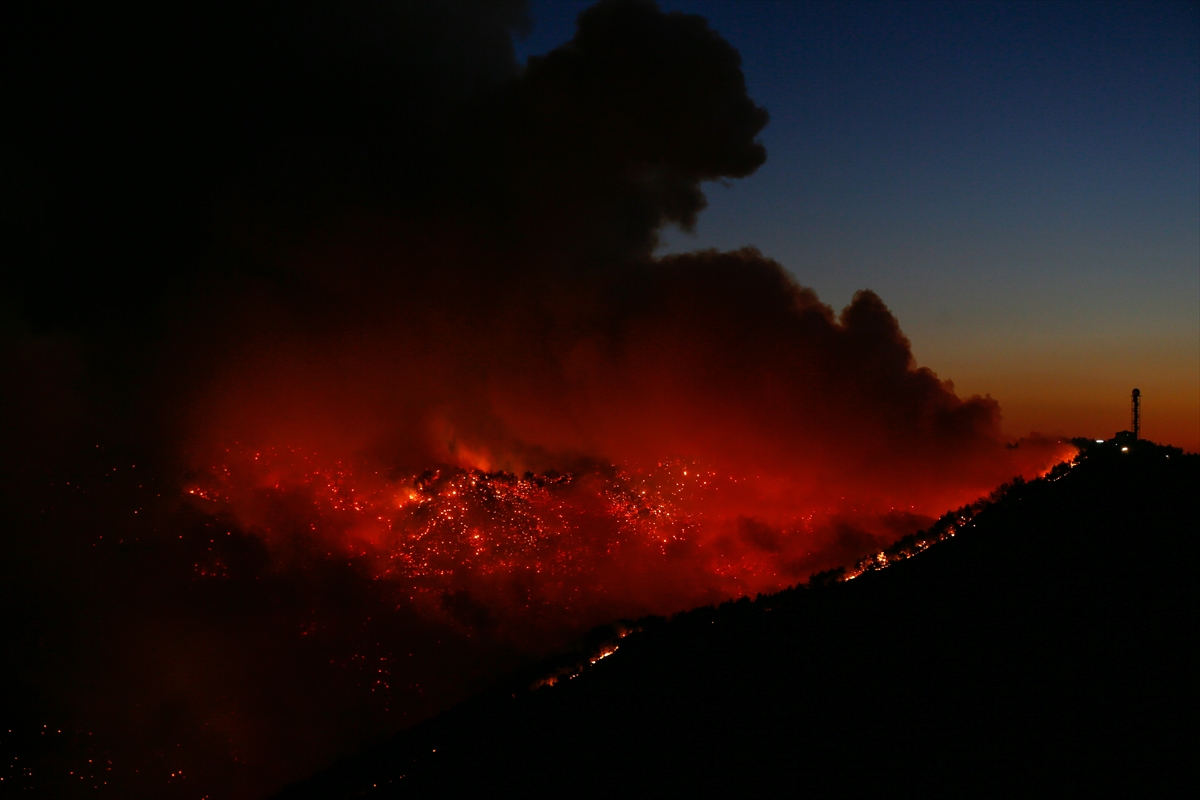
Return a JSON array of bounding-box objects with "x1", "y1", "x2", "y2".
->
[{"x1": 278, "y1": 441, "x2": 1196, "y2": 798}]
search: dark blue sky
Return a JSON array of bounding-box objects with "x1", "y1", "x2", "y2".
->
[{"x1": 515, "y1": 0, "x2": 1199, "y2": 448}]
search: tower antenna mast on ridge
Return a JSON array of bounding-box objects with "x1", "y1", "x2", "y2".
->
[{"x1": 1131, "y1": 388, "x2": 1140, "y2": 441}]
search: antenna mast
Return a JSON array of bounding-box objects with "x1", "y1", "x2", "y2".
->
[{"x1": 1131, "y1": 388, "x2": 1140, "y2": 441}]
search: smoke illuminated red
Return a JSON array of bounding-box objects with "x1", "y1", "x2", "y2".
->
[
  {"x1": 173, "y1": 248, "x2": 1078, "y2": 674},
  {"x1": 186, "y1": 419, "x2": 1072, "y2": 647}
]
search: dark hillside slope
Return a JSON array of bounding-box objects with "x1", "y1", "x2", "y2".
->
[{"x1": 281, "y1": 444, "x2": 1197, "y2": 797}]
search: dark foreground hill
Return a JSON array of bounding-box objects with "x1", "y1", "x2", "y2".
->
[{"x1": 279, "y1": 442, "x2": 1197, "y2": 798}]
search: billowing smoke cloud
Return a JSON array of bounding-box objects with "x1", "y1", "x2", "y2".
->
[{"x1": 1, "y1": 2, "x2": 1071, "y2": 798}]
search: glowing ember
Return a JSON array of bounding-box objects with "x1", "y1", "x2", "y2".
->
[
  {"x1": 183, "y1": 443, "x2": 1073, "y2": 644},
  {"x1": 187, "y1": 446, "x2": 800, "y2": 614}
]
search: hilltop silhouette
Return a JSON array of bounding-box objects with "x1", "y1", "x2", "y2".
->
[{"x1": 279, "y1": 440, "x2": 1196, "y2": 797}]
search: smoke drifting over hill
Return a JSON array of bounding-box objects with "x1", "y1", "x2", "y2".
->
[{"x1": 2, "y1": 2, "x2": 1071, "y2": 797}]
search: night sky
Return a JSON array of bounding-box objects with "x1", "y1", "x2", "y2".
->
[{"x1": 522, "y1": 0, "x2": 1200, "y2": 450}]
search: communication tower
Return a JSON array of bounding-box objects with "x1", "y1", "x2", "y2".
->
[{"x1": 1131, "y1": 388, "x2": 1140, "y2": 441}]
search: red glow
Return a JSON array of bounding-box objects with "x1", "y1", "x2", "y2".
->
[
  {"x1": 173, "y1": 252, "x2": 1080, "y2": 645},
  {"x1": 187, "y1": 434, "x2": 1073, "y2": 642},
  {"x1": 159, "y1": 251, "x2": 1077, "y2": 794}
]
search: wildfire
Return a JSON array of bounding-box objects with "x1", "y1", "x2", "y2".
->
[
  {"x1": 183, "y1": 445, "x2": 865, "y2": 629},
  {"x1": 187, "y1": 447, "x2": 731, "y2": 583},
  {"x1": 181, "y1": 441, "x2": 1078, "y2": 651}
]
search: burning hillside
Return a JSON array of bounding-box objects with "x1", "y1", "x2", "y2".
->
[
  {"x1": 276, "y1": 442, "x2": 1196, "y2": 799},
  {"x1": 184, "y1": 433, "x2": 1068, "y2": 646}
]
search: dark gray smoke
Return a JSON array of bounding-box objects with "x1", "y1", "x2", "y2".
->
[{"x1": 0, "y1": 3, "x2": 1071, "y2": 798}]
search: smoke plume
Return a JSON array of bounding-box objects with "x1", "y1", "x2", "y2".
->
[{"x1": 1, "y1": 2, "x2": 1071, "y2": 797}]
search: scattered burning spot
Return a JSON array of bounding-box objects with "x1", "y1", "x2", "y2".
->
[{"x1": 182, "y1": 434, "x2": 1071, "y2": 644}]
